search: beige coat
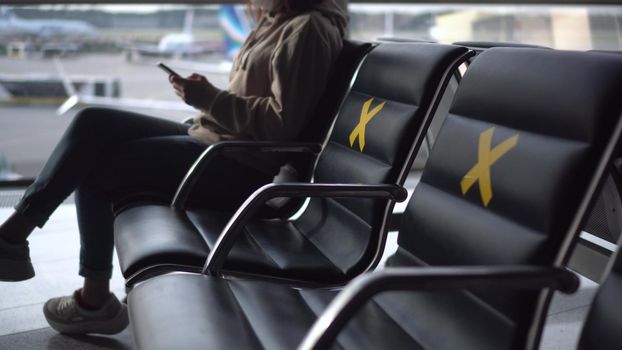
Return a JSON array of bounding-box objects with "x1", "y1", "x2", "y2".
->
[{"x1": 187, "y1": 0, "x2": 347, "y2": 145}]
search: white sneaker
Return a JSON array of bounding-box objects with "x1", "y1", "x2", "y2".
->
[{"x1": 43, "y1": 291, "x2": 128, "y2": 334}]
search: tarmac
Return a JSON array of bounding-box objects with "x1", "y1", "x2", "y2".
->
[{"x1": 0, "y1": 52, "x2": 230, "y2": 178}]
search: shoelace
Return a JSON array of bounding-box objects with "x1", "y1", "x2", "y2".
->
[{"x1": 56, "y1": 296, "x2": 77, "y2": 317}]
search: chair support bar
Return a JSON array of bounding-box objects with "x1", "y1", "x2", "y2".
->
[
  {"x1": 203, "y1": 183, "x2": 408, "y2": 274},
  {"x1": 171, "y1": 141, "x2": 323, "y2": 209},
  {"x1": 299, "y1": 265, "x2": 579, "y2": 350}
]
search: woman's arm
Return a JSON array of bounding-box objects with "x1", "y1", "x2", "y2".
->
[{"x1": 203, "y1": 17, "x2": 343, "y2": 141}]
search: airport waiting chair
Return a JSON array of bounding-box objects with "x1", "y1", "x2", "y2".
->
[
  {"x1": 127, "y1": 48, "x2": 622, "y2": 350},
  {"x1": 111, "y1": 39, "x2": 373, "y2": 275},
  {"x1": 113, "y1": 43, "x2": 472, "y2": 287},
  {"x1": 577, "y1": 237, "x2": 622, "y2": 350}
]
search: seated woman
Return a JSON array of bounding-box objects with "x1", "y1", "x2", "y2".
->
[{"x1": 0, "y1": 0, "x2": 346, "y2": 335}]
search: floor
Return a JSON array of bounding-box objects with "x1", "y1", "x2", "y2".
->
[
  {"x1": 0, "y1": 204, "x2": 132, "y2": 349},
  {"x1": 0, "y1": 202, "x2": 601, "y2": 349}
]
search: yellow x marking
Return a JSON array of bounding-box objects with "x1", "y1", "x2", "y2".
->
[
  {"x1": 349, "y1": 98, "x2": 386, "y2": 152},
  {"x1": 460, "y1": 127, "x2": 519, "y2": 207}
]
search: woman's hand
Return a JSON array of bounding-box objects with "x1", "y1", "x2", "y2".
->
[{"x1": 170, "y1": 73, "x2": 212, "y2": 110}]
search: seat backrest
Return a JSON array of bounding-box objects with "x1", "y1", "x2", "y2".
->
[
  {"x1": 267, "y1": 40, "x2": 374, "y2": 214},
  {"x1": 578, "y1": 240, "x2": 622, "y2": 350},
  {"x1": 454, "y1": 41, "x2": 552, "y2": 51},
  {"x1": 387, "y1": 48, "x2": 622, "y2": 349},
  {"x1": 293, "y1": 43, "x2": 471, "y2": 282},
  {"x1": 297, "y1": 40, "x2": 375, "y2": 144},
  {"x1": 413, "y1": 41, "x2": 551, "y2": 172},
  {"x1": 454, "y1": 41, "x2": 552, "y2": 66}
]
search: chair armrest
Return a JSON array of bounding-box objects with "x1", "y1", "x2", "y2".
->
[
  {"x1": 203, "y1": 183, "x2": 408, "y2": 274},
  {"x1": 298, "y1": 265, "x2": 579, "y2": 350},
  {"x1": 171, "y1": 141, "x2": 323, "y2": 209}
]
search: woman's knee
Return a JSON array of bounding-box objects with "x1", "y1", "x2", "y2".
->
[{"x1": 69, "y1": 107, "x2": 108, "y2": 135}]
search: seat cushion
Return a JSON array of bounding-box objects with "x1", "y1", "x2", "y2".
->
[
  {"x1": 115, "y1": 205, "x2": 343, "y2": 281},
  {"x1": 114, "y1": 205, "x2": 210, "y2": 277},
  {"x1": 129, "y1": 273, "x2": 517, "y2": 350},
  {"x1": 129, "y1": 274, "x2": 328, "y2": 350}
]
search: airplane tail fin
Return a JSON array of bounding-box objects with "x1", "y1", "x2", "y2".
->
[
  {"x1": 219, "y1": 5, "x2": 251, "y2": 59},
  {"x1": 182, "y1": 9, "x2": 195, "y2": 35}
]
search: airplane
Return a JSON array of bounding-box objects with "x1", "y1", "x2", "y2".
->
[
  {"x1": 0, "y1": 7, "x2": 97, "y2": 58},
  {"x1": 0, "y1": 7, "x2": 96, "y2": 40},
  {"x1": 55, "y1": 5, "x2": 251, "y2": 115},
  {"x1": 124, "y1": 6, "x2": 251, "y2": 61}
]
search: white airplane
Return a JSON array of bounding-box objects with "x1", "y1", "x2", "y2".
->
[
  {"x1": 55, "y1": 5, "x2": 251, "y2": 116},
  {"x1": 124, "y1": 6, "x2": 251, "y2": 61},
  {"x1": 0, "y1": 7, "x2": 96, "y2": 39}
]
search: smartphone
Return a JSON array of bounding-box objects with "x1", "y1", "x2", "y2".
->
[{"x1": 157, "y1": 62, "x2": 181, "y2": 78}]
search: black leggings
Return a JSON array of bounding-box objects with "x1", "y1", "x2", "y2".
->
[{"x1": 16, "y1": 107, "x2": 273, "y2": 280}]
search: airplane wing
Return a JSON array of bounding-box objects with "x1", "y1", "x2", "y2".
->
[
  {"x1": 169, "y1": 60, "x2": 232, "y2": 75},
  {"x1": 49, "y1": 54, "x2": 227, "y2": 116},
  {"x1": 54, "y1": 57, "x2": 194, "y2": 116},
  {"x1": 57, "y1": 94, "x2": 195, "y2": 116}
]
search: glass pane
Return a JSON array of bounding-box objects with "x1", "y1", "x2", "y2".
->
[
  {"x1": 1, "y1": 3, "x2": 621, "y2": 182},
  {"x1": 0, "y1": 4, "x2": 249, "y2": 181},
  {"x1": 348, "y1": 4, "x2": 622, "y2": 51}
]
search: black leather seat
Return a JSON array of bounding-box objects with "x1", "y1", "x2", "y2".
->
[
  {"x1": 454, "y1": 45, "x2": 622, "y2": 257},
  {"x1": 111, "y1": 39, "x2": 373, "y2": 280},
  {"x1": 114, "y1": 43, "x2": 471, "y2": 286},
  {"x1": 127, "y1": 48, "x2": 622, "y2": 350},
  {"x1": 577, "y1": 238, "x2": 622, "y2": 350}
]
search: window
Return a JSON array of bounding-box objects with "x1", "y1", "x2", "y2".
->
[
  {"x1": 0, "y1": 4, "x2": 240, "y2": 181},
  {"x1": 348, "y1": 4, "x2": 622, "y2": 51},
  {"x1": 1, "y1": 3, "x2": 621, "y2": 183}
]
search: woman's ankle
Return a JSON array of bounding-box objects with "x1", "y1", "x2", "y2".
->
[
  {"x1": 75, "y1": 289, "x2": 108, "y2": 310},
  {"x1": 79, "y1": 279, "x2": 111, "y2": 309},
  {"x1": 0, "y1": 211, "x2": 36, "y2": 243}
]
